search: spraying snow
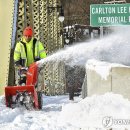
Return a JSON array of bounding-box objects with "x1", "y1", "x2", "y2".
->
[{"x1": 38, "y1": 26, "x2": 130, "y2": 67}]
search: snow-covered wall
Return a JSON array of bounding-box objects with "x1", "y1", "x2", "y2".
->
[{"x1": 82, "y1": 59, "x2": 130, "y2": 100}]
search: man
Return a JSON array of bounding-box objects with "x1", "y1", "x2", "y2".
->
[
  {"x1": 14, "y1": 26, "x2": 47, "y2": 67},
  {"x1": 14, "y1": 26, "x2": 47, "y2": 85}
]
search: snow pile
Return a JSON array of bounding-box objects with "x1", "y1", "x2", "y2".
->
[{"x1": 58, "y1": 93, "x2": 130, "y2": 129}]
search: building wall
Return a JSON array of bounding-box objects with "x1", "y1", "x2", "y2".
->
[
  {"x1": 63, "y1": 0, "x2": 101, "y2": 26},
  {"x1": 0, "y1": 0, "x2": 14, "y2": 95}
]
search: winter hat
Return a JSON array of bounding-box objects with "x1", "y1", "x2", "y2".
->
[{"x1": 23, "y1": 26, "x2": 33, "y2": 37}]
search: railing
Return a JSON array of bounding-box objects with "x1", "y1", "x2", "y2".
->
[{"x1": 104, "y1": 0, "x2": 126, "y2": 4}]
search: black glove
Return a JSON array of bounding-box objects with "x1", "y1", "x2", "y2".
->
[
  {"x1": 14, "y1": 59, "x2": 26, "y2": 67},
  {"x1": 35, "y1": 58, "x2": 40, "y2": 62}
]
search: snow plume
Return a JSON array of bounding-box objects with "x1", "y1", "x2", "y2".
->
[
  {"x1": 58, "y1": 93, "x2": 130, "y2": 129},
  {"x1": 38, "y1": 26, "x2": 130, "y2": 67}
]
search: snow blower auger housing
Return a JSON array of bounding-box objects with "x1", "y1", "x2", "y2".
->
[{"x1": 5, "y1": 62, "x2": 43, "y2": 110}]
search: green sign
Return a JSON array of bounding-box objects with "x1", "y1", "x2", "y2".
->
[{"x1": 90, "y1": 4, "x2": 130, "y2": 27}]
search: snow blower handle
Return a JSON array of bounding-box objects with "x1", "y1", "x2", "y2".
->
[
  {"x1": 19, "y1": 67, "x2": 28, "y2": 75},
  {"x1": 18, "y1": 67, "x2": 28, "y2": 86}
]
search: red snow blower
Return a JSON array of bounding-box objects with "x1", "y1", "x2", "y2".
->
[{"x1": 5, "y1": 62, "x2": 43, "y2": 110}]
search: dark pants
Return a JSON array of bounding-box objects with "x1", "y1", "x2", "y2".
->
[{"x1": 69, "y1": 86, "x2": 74, "y2": 100}]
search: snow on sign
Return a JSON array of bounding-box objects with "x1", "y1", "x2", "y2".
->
[{"x1": 90, "y1": 4, "x2": 130, "y2": 27}]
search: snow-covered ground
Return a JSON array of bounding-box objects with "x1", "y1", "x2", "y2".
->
[
  {"x1": 0, "y1": 93, "x2": 130, "y2": 130},
  {"x1": 0, "y1": 95, "x2": 81, "y2": 130}
]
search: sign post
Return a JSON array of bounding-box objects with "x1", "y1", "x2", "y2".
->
[
  {"x1": 90, "y1": 4, "x2": 130, "y2": 27},
  {"x1": 100, "y1": 26, "x2": 103, "y2": 38}
]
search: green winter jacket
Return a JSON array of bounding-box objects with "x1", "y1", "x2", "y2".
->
[{"x1": 14, "y1": 37, "x2": 47, "y2": 67}]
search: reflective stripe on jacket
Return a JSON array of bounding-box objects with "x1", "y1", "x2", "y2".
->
[{"x1": 14, "y1": 37, "x2": 47, "y2": 67}]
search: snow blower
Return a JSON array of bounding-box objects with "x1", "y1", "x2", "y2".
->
[{"x1": 5, "y1": 62, "x2": 43, "y2": 110}]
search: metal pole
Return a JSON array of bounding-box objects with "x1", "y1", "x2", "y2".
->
[{"x1": 100, "y1": 26, "x2": 103, "y2": 38}]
